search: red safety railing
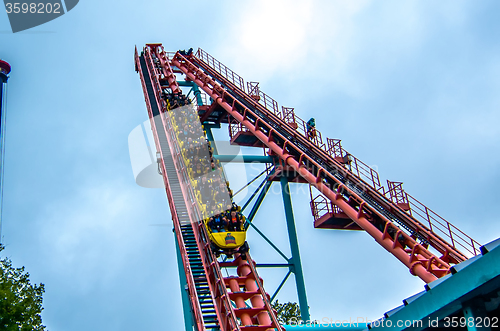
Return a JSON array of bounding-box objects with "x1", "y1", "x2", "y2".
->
[
  {"x1": 322, "y1": 138, "x2": 479, "y2": 258},
  {"x1": 326, "y1": 138, "x2": 382, "y2": 190},
  {"x1": 386, "y1": 181, "x2": 408, "y2": 207},
  {"x1": 310, "y1": 192, "x2": 342, "y2": 222},
  {"x1": 247, "y1": 81, "x2": 280, "y2": 114},
  {"x1": 173, "y1": 48, "x2": 482, "y2": 282},
  {"x1": 228, "y1": 117, "x2": 251, "y2": 140},
  {"x1": 384, "y1": 181, "x2": 481, "y2": 257},
  {"x1": 196, "y1": 48, "x2": 245, "y2": 91},
  {"x1": 164, "y1": 51, "x2": 177, "y2": 60},
  {"x1": 326, "y1": 138, "x2": 344, "y2": 158},
  {"x1": 194, "y1": 49, "x2": 329, "y2": 151},
  {"x1": 279, "y1": 106, "x2": 298, "y2": 129},
  {"x1": 193, "y1": 49, "x2": 390, "y2": 193},
  {"x1": 198, "y1": 93, "x2": 210, "y2": 106}
]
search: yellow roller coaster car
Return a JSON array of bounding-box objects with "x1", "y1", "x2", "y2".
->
[{"x1": 204, "y1": 214, "x2": 249, "y2": 259}]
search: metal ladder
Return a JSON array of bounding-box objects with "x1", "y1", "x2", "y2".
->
[
  {"x1": 155, "y1": 115, "x2": 220, "y2": 331},
  {"x1": 181, "y1": 223, "x2": 219, "y2": 330}
]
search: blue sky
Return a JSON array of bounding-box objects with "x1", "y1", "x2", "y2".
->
[{"x1": 1, "y1": 0, "x2": 500, "y2": 329}]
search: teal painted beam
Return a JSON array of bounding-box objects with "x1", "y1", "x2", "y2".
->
[
  {"x1": 280, "y1": 176, "x2": 310, "y2": 323},
  {"x1": 174, "y1": 232, "x2": 195, "y2": 331},
  {"x1": 177, "y1": 81, "x2": 195, "y2": 87},
  {"x1": 188, "y1": 81, "x2": 204, "y2": 108},
  {"x1": 186, "y1": 89, "x2": 193, "y2": 100},
  {"x1": 256, "y1": 263, "x2": 293, "y2": 268},
  {"x1": 213, "y1": 155, "x2": 274, "y2": 163},
  {"x1": 202, "y1": 123, "x2": 221, "y2": 130},
  {"x1": 177, "y1": 80, "x2": 202, "y2": 105},
  {"x1": 233, "y1": 167, "x2": 270, "y2": 198},
  {"x1": 244, "y1": 179, "x2": 272, "y2": 221},
  {"x1": 371, "y1": 237, "x2": 500, "y2": 330},
  {"x1": 247, "y1": 221, "x2": 289, "y2": 262},
  {"x1": 241, "y1": 177, "x2": 269, "y2": 213},
  {"x1": 463, "y1": 300, "x2": 491, "y2": 331},
  {"x1": 271, "y1": 270, "x2": 292, "y2": 302}
]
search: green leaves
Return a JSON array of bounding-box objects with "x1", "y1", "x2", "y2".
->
[
  {"x1": 271, "y1": 300, "x2": 301, "y2": 325},
  {"x1": 0, "y1": 244, "x2": 47, "y2": 331}
]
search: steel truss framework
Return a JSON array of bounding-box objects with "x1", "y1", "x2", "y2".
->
[{"x1": 135, "y1": 44, "x2": 483, "y2": 330}]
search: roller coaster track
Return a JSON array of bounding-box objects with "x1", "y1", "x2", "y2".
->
[
  {"x1": 158, "y1": 46, "x2": 481, "y2": 284},
  {"x1": 135, "y1": 46, "x2": 283, "y2": 331}
]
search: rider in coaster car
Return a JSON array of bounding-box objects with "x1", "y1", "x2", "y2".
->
[
  {"x1": 226, "y1": 203, "x2": 242, "y2": 231},
  {"x1": 209, "y1": 214, "x2": 225, "y2": 233}
]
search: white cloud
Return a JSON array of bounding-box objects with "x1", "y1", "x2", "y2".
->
[
  {"x1": 217, "y1": 0, "x2": 477, "y2": 100},
  {"x1": 219, "y1": 0, "x2": 312, "y2": 78},
  {"x1": 216, "y1": 0, "x2": 372, "y2": 83}
]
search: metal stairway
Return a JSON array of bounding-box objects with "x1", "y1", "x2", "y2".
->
[
  {"x1": 181, "y1": 223, "x2": 220, "y2": 330},
  {"x1": 155, "y1": 116, "x2": 220, "y2": 330}
]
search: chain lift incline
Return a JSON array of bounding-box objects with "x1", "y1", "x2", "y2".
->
[
  {"x1": 136, "y1": 45, "x2": 283, "y2": 331},
  {"x1": 135, "y1": 43, "x2": 482, "y2": 330}
]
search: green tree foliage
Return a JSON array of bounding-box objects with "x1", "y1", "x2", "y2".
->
[
  {"x1": 271, "y1": 300, "x2": 301, "y2": 325},
  {"x1": 0, "y1": 244, "x2": 46, "y2": 331}
]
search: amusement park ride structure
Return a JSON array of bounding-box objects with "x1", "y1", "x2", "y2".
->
[{"x1": 135, "y1": 44, "x2": 500, "y2": 331}]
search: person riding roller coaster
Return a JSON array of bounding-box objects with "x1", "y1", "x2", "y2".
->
[
  {"x1": 227, "y1": 210, "x2": 242, "y2": 232},
  {"x1": 178, "y1": 48, "x2": 193, "y2": 56},
  {"x1": 208, "y1": 203, "x2": 243, "y2": 233},
  {"x1": 165, "y1": 92, "x2": 190, "y2": 111},
  {"x1": 208, "y1": 214, "x2": 225, "y2": 233},
  {"x1": 204, "y1": 203, "x2": 249, "y2": 259}
]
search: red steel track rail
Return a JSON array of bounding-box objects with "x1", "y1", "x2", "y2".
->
[
  {"x1": 136, "y1": 44, "x2": 283, "y2": 331},
  {"x1": 167, "y1": 48, "x2": 480, "y2": 283},
  {"x1": 136, "y1": 46, "x2": 206, "y2": 331}
]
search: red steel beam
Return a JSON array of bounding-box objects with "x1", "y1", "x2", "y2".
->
[
  {"x1": 188, "y1": 51, "x2": 478, "y2": 260},
  {"x1": 188, "y1": 50, "x2": 476, "y2": 265},
  {"x1": 147, "y1": 44, "x2": 182, "y2": 95},
  {"x1": 135, "y1": 48, "x2": 206, "y2": 331},
  {"x1": 171, "y1": 52, "x2": 455, "y2": 283}
]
